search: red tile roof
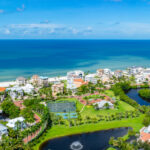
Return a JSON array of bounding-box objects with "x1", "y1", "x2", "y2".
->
[
  {"x1": 140, "y1": 131, "x2": 150, "y2": 142},
  {"x1": 0, "y1": 87, "x2": 6, "y2": 92}
]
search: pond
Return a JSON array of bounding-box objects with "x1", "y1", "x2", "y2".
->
[
  {"x1": 126, "y1": 88, "x2": 150, "y2": 106},
  {"x1": 40, "y1": 127, "x2": 131, "y2": 150}
]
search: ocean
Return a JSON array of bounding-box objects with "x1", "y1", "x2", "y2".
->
[{"x1": 0, "y1": 40, "x2": 150, "y2": 82}]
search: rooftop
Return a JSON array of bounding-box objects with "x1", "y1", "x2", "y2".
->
[{"x1": 0, "y1": 87, "x2": 6, "y2": 92}]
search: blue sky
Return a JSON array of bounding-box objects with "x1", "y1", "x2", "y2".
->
[{"x1": 1, "y1": 0, "x2": 150, "y2": 39}]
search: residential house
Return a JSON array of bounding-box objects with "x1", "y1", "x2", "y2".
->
[
  {"x1": 52, "y1": 83, "x2": 64, "y2": 96},
  {"x1": 7, "y1": 84, "x2": 34, "y2": 100},
  {"x1": 97, "y1": 69, "x2": 104, "y2": 77},
  {"x1": 67, "y1": 78, "x2": 87, "y2": 93},
  {"x1": 104, "y1": 68, "x2": 112, "y2": 76},
  {"x1": 114, "y1": 70, "x2": 123, "y2": 78},
  {"x1": 16, "y1": 77, "x2": 26, "y2": 85},
  {"x1": 0, "y1": 124, "x2": 8, "y2": 139},
  {"x1": 22, "y1": 84, "x2": 34, "y2": 94},
  {"x1": 100, "y1": 75, "x2": 110, "y2": 84},
  {"x1": 0, "y1": 87, "x2": 6, "y2": 93},
  {"x1": 6, "y1": 117, "x2": 27, "y2": 130},
  {"x1": 85, "y1": 74, "x2": 97, "y2": 84},
  {"x1": 0, "y1": 87, "x2": 6, "y2": 102},
  {"x1": 94, "y1": 100, "x2": 114, "y2": 109},
  {"x1": 73, "y1": 78, "x2": 87, "y2": 88},
  {"x1": 7, "y1": 86, "x2": 24, "y2": 100},
  {"x1": 139, "y1": 125, "x2": 150, "y2": 142},
  {"x1": 135, "y1": 75, "x2": 146, "y2": 84}
]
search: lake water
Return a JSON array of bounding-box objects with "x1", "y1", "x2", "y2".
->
[
  {"x1": 126, "y1": 88, "x2": 150, "y2": 106},
  {"x1": 40, "y1": 127, "x2": 130, "y2": 150}
]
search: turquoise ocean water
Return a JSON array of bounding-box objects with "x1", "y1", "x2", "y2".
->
[{"x1": 0, "y1": 40, "x2": 150, "y2": 81}]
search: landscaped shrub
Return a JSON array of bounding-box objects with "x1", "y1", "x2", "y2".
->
[{"x1": 111, "y1": 83, "x2": 139, "y2": 108}]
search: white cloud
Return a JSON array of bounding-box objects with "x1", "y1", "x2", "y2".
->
[
  {"x1": 0, "y1": 23, "x2": 93, "y2": 37},
  {"x1": 17, "y1": 4, "x2": 25, "y2": 12},
  {"x1": 4, "y1": 29, "x2": 10, "y2": 35}
]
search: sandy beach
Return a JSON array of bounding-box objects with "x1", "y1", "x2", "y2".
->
[{"x1": 0, "y1": 81, "x2": 16, "y2": 87}]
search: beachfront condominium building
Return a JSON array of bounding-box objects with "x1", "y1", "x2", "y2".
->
[
  {"x1": 67, "y1": 70, "x2": 84, "y2": 80},
  {"x1": 31, "y1": 75, "x2": 39, "y2": 85},
  {"x1": 127, "y1": 66, "x2": 144, "y2": 75},
  {"x1": 52, "y1": 83, "x2": 64, "y2": 96},
  {"x1": 16, "y1": 77, "x2": 27, "y2": 85},
  {"x1": 39, "y1": 76, "x2": 49, "y2": 87}
]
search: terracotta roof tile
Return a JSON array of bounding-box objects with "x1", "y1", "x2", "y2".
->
[{"x1": 0, "y1": 87, "x2": 6, "y2": 92}]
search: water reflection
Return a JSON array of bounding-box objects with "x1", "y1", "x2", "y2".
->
[{"x1": 70, "y1": 141, "x2": 83, "y2": 150}]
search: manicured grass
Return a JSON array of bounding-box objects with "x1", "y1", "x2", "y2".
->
[
  {"x1": 33, "y1": 115, "x2": 144, "y2": 150},
  {"x1": 54, "y1": 95, "x2": 135, "y2": 119},
  {"x1": 81, "y1": 100, "x2": 135, "y2": 118}
]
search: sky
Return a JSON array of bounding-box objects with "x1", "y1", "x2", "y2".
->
[{"x1": 1, "y1": 0, "x2": 150, "y2": 39}]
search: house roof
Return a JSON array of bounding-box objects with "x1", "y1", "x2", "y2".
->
[
  {"x1": 7, "y1": 117, "x2": 25, "y2": 128},
  {"x1": 32, "y1": 75, "x2": 39, "y2": 79},
  {"x1": 140, "y1": 131, "x2": 150, "y2": 142},
  {"x1": 39, "y1": 76, "x2": 48, "y2": 80},
  {"x1": 0, "y1": 87, "x2": 6, "y2": 92},
  {"x1": 0, "y1": 124, "x2": 7, "y2": 130},
  {"x1": 94, "y1": 100, "x2": 113, "y2": 108},
  {"x1": 16, "y1": 77, "x2": 26, "y2": 81},
  {"x1": 74, "y1": 78, "x2": 85, "y2": 83}
]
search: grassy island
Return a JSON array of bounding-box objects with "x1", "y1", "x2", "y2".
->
[{"x1": 138, "y1": 89, "x2": 150, "y2": 100}]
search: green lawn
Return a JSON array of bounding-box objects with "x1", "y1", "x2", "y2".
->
[
  {"x1": 81, "y1": 100, "x2": 135, "y2": 118},
  {"x1": 33, "y1": 115, "x2": 144, "y2": 150},
  {"x1": 51, "y1": 94, "x2": 135, "y2": 119}
]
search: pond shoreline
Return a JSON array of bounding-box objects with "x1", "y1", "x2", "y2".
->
[{"x1": 39, "y1": 127, "x2": 131, "y2": 150}]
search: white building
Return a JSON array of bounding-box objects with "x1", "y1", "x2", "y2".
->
[
  {"x1": 85, "y1": 74, "x2": 97, "y2": 84},
  {"x1": 0, "y1": 124, "x2": 8, "y2": 139},
  {"x1": 21, "y1": 84, "x2": 34, "y2": 93},
  {"x1": 6, "y1": 117, "x2": 26, "y2": 130},
  {"x1": 7, "y1": 84, "x2": 34, "y2": 99},
  {"x1": 114, "y1": 70, "x2": 123, "y2": 78},
  {"x1": 103, "y1": 68, "x2": 112, "y2": 76},
  {"x1": 67, "y1": 78, "x2": 77, "y2": 91},
  {"x1": 16, "y1": 77, "x2": 27, "y2": 85},
  {"x1": 48, "y1": 76, "x2": 67, "y2": 84},
  {"x1": 135, "y1": 75, "x2": 147, "y2": 84},
  {"x1": 67, "y1": 70, "x2": 84, "y2": 80},
  {"x1": 94, "y1": 100, "x2": 114, "y2": 109},
  {"x1": 128, "y1": 66, "x2": 144, "y2": 75},
  {"x1": 39, "y1": 76, "x2": 49, "y2": 86}
]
